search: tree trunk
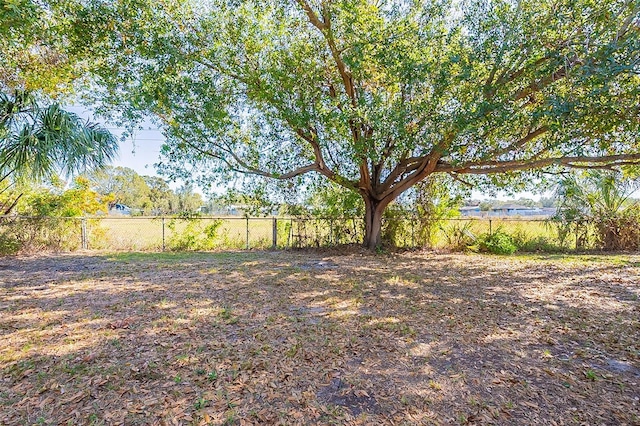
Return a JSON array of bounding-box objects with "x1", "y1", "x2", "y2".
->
[{"x1": 363, "y1": 195, "x2": 388, "y2": 250}]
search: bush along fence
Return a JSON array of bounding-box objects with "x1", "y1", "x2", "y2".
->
[{"x1": 0, "y1": 215, "x2": 634, "y2": 255}]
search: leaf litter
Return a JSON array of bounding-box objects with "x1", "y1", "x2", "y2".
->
[{"x1": 0, "y1": 251, "x2": 639, "y2": 425}]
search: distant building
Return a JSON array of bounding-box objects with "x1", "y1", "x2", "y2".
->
[
  {"x1": 459, "y1": 205, "x2": 482, "y2": 217},
  {"x1": 109, "y1": 203, "x2": 131, "y2": 216},
  {"x1": 489, "y1": 204, "x2": 545, "y2": 217},
  {"x1": 540, "y1": 207, "x2": 558, "y2": 217},
  {"x1": 460, "y1": 203, "x2": 557, "y2": 218}
]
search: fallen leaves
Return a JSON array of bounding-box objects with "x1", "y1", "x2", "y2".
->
[
  {"x1": 106, "y1": 317, "x2": 135, "y2": 329},
  {"x1": 0, "y1": 251, "x2": 639, "y2": 425}
]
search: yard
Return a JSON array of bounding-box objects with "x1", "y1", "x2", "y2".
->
[{"x1": 1, "y1": 250, "x2": 638, "y2": 425}]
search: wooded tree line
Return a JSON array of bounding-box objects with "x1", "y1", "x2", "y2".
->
[
  {"x1": 2, "y1": 166, "x2": 204, "y2": 216},
  {"x1": 84, "y1": 166, "x2": 204, "y2": 214},
  {"x1": 1, "y1": 0, "x2": 639, "y2": 249}
]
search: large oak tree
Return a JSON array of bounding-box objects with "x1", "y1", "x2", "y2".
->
[{"x1": 85, "y1": 0, "x2": 639, "y2": 248}]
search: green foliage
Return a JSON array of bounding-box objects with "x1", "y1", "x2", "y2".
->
[
  {"x1": 144, "y1": 176, "x2": 177, "y2": 214},
  {"x1": 166, "y1": 218, "x2": 225, "y2": 251},
  {"x1": 84, "y1": 167, "x2": 204, "y2": 215},
  {"x1": 302, "y1": 181, "x2": 364, "y2": 218},
  {"x1": 475, "y1": 230, "x2": 518, "y2": 255},
  {"x1": 0, "y1": 91, "x2": 117, "y2": 183},
  {"x1": 553, "y1": 171, "x2": 640, "y2": 250},
  {"x1": 217, "y1": 187, "x2": 279, "y2": 217},
  {"x1": 0, "y1": 178, "x2": 107, "y2": 254},
  {"x1": 539, "y1": 197, "x2": 557, "y2": 208},
  {"x1": 0, "y1": 0, "x2": 82, "y2": 93},
  {"x1": 584, "y1": 369, "x2": 598, "y2": 381},
  {"x1": 511, "y1": 232, "x2": 564, "y2": 254},
  {"x1": 381, "y1": 176, "x2": 462, "y2": 247},
  {"x1": 85, "y1": 166, "x2": 152, "y2": 211},
  {"x1": 82, "y1": 0, "x2": 640, "y2": 248},
  {"x1": 174, "y1": 184, "x2": 204, "y2": 215},
  {"x1": 437, "y1": 221, "x2": 567, "y2": 254},
  {"x1": 380, "y1": 203, "x2": 410, "y2": 247},
  {"x1": 8, "y1": 177, "x2": 107, "y2": 217},
  {"x1": 413, "y1": 177, "x2": 463, "y2": 246},
  {"x1": 441, "y1": 221, "x2": 477, "y2": 252}
]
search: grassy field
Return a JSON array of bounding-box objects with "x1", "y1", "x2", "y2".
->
[
  {"x1": 88, "y1": 217, "x2": 353, "y2": 251},
  {"x1": 88, "y1": 217, "x2": 276, "y2": 251},
  {"x1": 84, "y1": 216, "x2": 563, "y2": 252},
  {"x1": 1, "y1": 250, "x2": 638, "y2": 425}
]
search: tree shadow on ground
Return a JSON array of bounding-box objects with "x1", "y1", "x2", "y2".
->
[{"x1": 1, "y1": 251, "x2": 638, "y2": 425}]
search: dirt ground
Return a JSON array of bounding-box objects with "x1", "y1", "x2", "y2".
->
[{"x1": 1, "y1": 250, "x2": 639, "y2": 425}]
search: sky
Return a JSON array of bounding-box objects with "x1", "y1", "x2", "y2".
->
[
  {"x1": 100, "y1": 130, "x2": 165, "y2": 178},
  {"x1": 68, "y1": 106, "x2": 168, "y2": 179}
]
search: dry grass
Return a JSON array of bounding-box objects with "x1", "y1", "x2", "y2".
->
[
  {"x1": 84, "y1": 217, "x2": 561, "y2": 251},
  {"x1": 1, "y1": 250, "x2": 639, "y2": 425},
  {"x1": 90, "y1": 218, "x2": 274, "y2": 251}
]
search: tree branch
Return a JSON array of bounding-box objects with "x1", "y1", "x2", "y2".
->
[
  {"x1": 297, "y1": 0, "x2": 356, "y2": 106},
  {"x1": 486, "y1": 126, "x2": 549, "y2": 159},
  {"x1": 437, "y1": 153, "x2": 640, "y2": 175},
  {"x1": 377, "y1": 154, "x2": 424, "y2": 195},
  {"x1": 292, "y1": 126, "x2": 342, "y2": 183},
  {"x1": 449, "y1": 173, "x2": 474, "y2": 188},
  {"x1": 296, "y1": 0, "x2": 327, "y2": 30},
  {"x1": 158, "y1": 116, "x2": 321, "y2": 181}
]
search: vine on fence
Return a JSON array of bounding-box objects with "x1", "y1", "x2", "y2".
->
[{"x1": 166, "y1": 217, "x2": 225, "y2": 251}]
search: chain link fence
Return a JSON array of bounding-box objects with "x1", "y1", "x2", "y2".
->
[
  {"x1": 0, "y1": 215, "x2": 606, "y2": 254},
  {"x1": 84, "y1": 216, "x2": 365, "y2": 251}
]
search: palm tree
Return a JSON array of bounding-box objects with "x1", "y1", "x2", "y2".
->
[
  {"x1": 554, "y1": 171, "x2": 640, "y2": 250},
  {"x1": 0, "y1": 90, "x2": 118, "y2": 213}
]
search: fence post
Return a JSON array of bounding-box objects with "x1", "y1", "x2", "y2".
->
[
  {"x1": 489, "y1": 219, "x2": 492, "y2": 236},
  {"x1": 272, "y1": 217, "x2": 277, "y2": 249},
  {"x1": 411, "y1": 217, "x2": 415, "y2": 247},
  {"x1": 329, "y1": 218, "x2": 334, "y2": 245},
  {"x1": 162, "y1": 217, "x2": 166, "y2": 252},
  {"x1": 81, "y1": 218, "x2": 88, "y2": 250},
  {"x1": 246, "y1": 217, "x2": 250, "y2": 250},
  {"x1": 289, "y1": 218, "x2": 293, "y2": 248}
]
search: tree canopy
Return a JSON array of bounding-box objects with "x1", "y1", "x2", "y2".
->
[
  {"x1": 1, "y1": 0, "x2": 120, "y2": 214},
  {"x1": 85, "y1": 166, "x2": 152, "y2": 210},
  {"x1": 0, "y1": 0, "x2": 90, "y2": 94},
  {"x1": 81, "y1": 0, "x2": 639, "y2": 248}
]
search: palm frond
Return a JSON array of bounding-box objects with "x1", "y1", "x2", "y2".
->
[{"x1": 0, "y1": 91, "x2": 118, "y2": 182}]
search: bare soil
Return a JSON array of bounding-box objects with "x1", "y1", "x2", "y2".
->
[{"x1": 1, "y1": 250, "x2": 639, "y2": 425}]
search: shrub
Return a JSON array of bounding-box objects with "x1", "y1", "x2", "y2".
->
[
  {"x1": 0, "y1": 217, "x2": 82, "y2": 255},
  {"x1": 167, "y1": 217, "x2": 224, "y2": 251},
  {"x1": 553, "y1": 171, "x2": 640, "y2": 251},
  {"x1": 441, "y1": 221, "x2": 476, "y2": 251},
  {"x1": 517, "y1": 236, "x2": 564, "y2": 253},
  {"x1": 381, "y1": 206, "x2": 410, "y2": 247},
  {"x1": 476, "y1": 230, "x2": 517, "y2": 255},
  {"x1": 510, "y1": 228, "x2": 563, "y2": 253}
]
